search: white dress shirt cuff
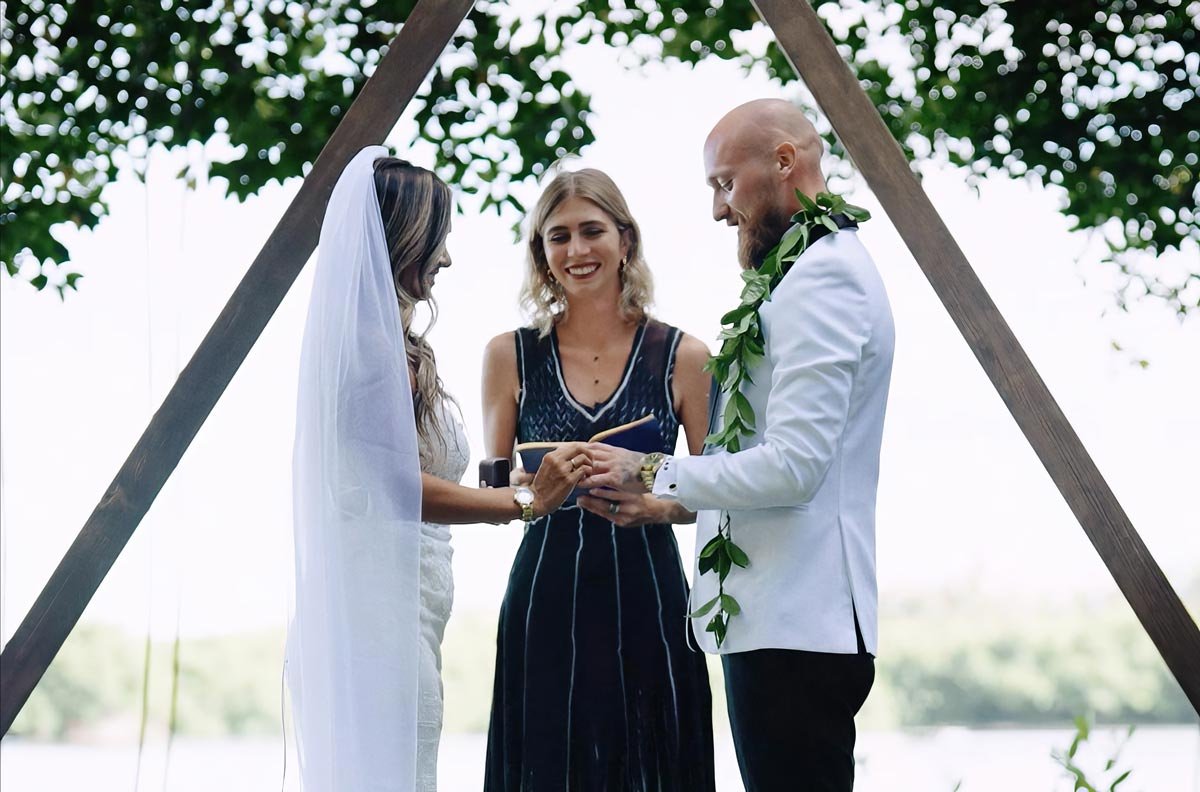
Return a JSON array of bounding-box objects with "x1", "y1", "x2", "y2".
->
[{"x1": 651, "y1": 456, "x2": 681, "y2": 501}]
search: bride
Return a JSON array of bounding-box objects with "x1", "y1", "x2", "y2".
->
[{"x1": 289, "y1": 146, "x2": 591, "y2": 791}]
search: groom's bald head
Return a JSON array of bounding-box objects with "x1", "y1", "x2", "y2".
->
[
  {"x1": 706, "y1": 100, "x2": 825, "y2": 196},
  {"x1": 704, "y1": 100, "x2": 826, "y2": 269}
]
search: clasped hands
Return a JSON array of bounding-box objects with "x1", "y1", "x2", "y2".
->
[
  {"x1": 579, "y1": 444, "x2": 674, "y2": 527},
  {"x1": 579, "y1": 444, "x2": 683, "y2": 526},
  {"x1": 516, "y1": 444, "x2": 682, "y2": 526}
]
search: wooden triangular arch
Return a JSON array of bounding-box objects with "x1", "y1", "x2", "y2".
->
[{"x1": 2, "y1": 0, "x2": 1197, "y2": 734}]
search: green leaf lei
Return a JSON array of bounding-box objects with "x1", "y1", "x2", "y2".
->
[{"x1": 690, "y1": 190, "x2": 871, "y2": 647}]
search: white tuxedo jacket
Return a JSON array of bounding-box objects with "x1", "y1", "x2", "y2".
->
[{"x1": 666, "y1": 228, "x2": 893, "y2": 655}]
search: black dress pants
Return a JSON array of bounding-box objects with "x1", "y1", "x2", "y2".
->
[{"x1": 721, "y1": 632, "x2": 874, "y2": 792}]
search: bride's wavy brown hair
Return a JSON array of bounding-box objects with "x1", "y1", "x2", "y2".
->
[{"x1": 373, "y1": 157, "x2": 455, "y2": 464}]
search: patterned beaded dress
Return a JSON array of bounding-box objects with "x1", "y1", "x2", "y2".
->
[{"x1": 484, "y1": 319, "x2": 715, "y2": 792}]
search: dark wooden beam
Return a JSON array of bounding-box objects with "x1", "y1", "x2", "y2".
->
[
  {"x1": 0, "y1": 0, "x2": 477, "y2": 736},
  {"x1": 750, "y1": 0, "x2": 1200, "y2": 713}
]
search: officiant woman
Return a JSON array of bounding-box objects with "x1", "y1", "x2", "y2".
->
[{"x1": 479, "y1": 168, "x2": 716, "y2": 791}]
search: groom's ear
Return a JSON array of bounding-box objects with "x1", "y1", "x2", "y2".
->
[{"x1": 774, "y1": 141, "x2": 798, "y2": 179}]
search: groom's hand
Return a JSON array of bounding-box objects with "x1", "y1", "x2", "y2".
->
[
  {"x1": 577, "y1": 444, "x2": 647, "y2": 494},
  {"x1": 578, "y1": 488, "x2": 661, "y2": 527}
]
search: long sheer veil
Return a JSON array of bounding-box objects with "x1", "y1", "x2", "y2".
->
[{"x1": 288, "y1": 145, "x2": 423, "y2": 790}]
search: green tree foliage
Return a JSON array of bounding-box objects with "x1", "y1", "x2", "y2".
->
[
  {"x1": 11, "y1": 587, "x2": 1196, "y2": 740},
  {"x1": 10, "y1": 626, "x2": 285, "y2": 739},
  {"x1": 9, "y1": 624, "x2": 143, "y2": 739},
  {"x1": 3, "y1": 1, "x2": 1197, "y2": 311},
  {"x1": 871, "y1": 593, "x2": 1195, "y2": 726}
]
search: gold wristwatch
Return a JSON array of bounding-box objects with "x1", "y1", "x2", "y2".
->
[
  {"x1": 513, "y1": 486, "x2": 536, "y2": 522},
  {"x1": 639, "y1": 453, "x2": 666, "y2": 492}
]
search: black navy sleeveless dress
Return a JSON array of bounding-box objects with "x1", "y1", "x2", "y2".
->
[{"x1": 484, "y1": 319, "x2": 716, "y2": 792}]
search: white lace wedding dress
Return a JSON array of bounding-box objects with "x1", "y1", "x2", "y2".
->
[{"x1": 415, "y1": 401, "x2": 469, "y2": 791}]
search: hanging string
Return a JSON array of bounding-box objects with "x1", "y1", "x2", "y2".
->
[
  {"x1": 160, "y1": 152, "x2": 189, "y2": 792},
  {"x1": 162, "y1": 621, "x2": 182, "y2": 791},
  {"x1": 278, "y1": 152, "x2": 292, "y2": 792},
  {"x1": 133, "y1": 154, "x2": 156, "y2": 792},
  {"x1": 279, "y1": 666, "x2": 289, "y2": 792},
  {"x1": 0, "y1": 415, "x2": 9, "y2": 645}
]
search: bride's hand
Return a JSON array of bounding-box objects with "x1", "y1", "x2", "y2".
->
[
  {"x1": 530, "y1": 443, "x2": 591, "y2": 517},
  {"x1": 509, "y1": 467, "x2": 534, "y2": 486}
]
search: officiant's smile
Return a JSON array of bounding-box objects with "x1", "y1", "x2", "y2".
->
[{"x1": 542, "y1": 195, "x2": 630, "y2": 294}]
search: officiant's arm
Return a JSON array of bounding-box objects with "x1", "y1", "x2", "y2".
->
[
  {"x1": 652, "y1": 331, "x2": 710, "y2": 522},
  {"x1": 670, "y1": 254, "x2": 869, "y2": 510},
  {"x1": 673, "y1": 333, "x2": 714, "y2": 458},
  {"x1": 481, "y1": 331, "x2": 524, "y2": 481}
]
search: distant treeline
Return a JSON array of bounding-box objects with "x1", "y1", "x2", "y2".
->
[
  {"x1": 862, "y1": 593, "x2": 1195, "y2": 727},
  {"x1": 11, "y1": 590, "x2": 1195, "y2": 740}
]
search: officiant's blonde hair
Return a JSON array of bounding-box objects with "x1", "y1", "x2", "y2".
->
[{"x1": 521, "y1": 168, "x2": 654, "y2": 337}]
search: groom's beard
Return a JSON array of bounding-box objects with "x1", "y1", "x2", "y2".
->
[{"x1": 737, "y1": 205, "x2": 793, "y2": 270}]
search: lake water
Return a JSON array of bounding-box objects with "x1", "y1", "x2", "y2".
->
[{"x1": 2, "y1": 726, "x2": 1197, "y2": 791}]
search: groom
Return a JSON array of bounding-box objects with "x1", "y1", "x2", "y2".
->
[{"x1": 582, "y1": 99, "x2": 894, "y2": 791}]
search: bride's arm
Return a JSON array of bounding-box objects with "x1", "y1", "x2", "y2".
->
[
  {"x1": 421, "y1": 332, "x2": 523, "y2": 526},
  {"x1": 420, "y1": 331, "x2": 564, "y2": 525},
  {"x1": 421, "y1": 442, "x2": 590, "y2": 524},
  {"x1": 420, "y1": 473, "x2": 520, "y2": 524},
  {"x1": 421, "y1": 333, "x2": 519, "y2": 524}
]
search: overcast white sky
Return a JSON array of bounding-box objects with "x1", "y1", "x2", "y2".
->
[{"x1": 2, "y1": 43, "x2": 1197, "y2": 643}]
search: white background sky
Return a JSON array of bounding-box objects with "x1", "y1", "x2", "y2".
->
[{"x1": 1, "y1": 43, "x2": 1197, "y2": 644}]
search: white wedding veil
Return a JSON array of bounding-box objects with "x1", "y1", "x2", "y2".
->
[{"x1": 288, "y1": 145, "x2": 423, "y2": 790}]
